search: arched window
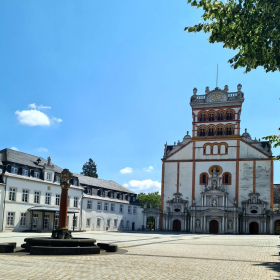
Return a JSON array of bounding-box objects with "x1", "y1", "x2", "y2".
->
[
  {"x1": 198, "y1": 112, "x2": 206, "y2": 122},
  {"x1": 208, "y1": 111, "x2": 215, "y2": 121},
  {"x1": 198, "y1": 126, "x2": 206, "y2": 136},
  {"x1": 208, "y1": 126, "x2": 215, "y2": 136},
  {"x1": 220, "y1": 144, "x2": 226, "y2": 154},
  {"x1": 226, "y1": 110, "x2": 234, "y2": 120},
  {"x1": 217, "y1": 125, "x2": 224, "y2": 136},
  {"x1": 217, "y1": 111, "x2": 224, "y2": 121},
  {"x1": 200, "y1": 173, "x2": 208, "y2": 185},
  {"x1": 225, "y1": 125, "x2": 234, "y2": 135},
  {"x1": 213, "y1": 144, "x2": 219, "y2": 154},
  {"x1": 222, "y1": 172, "x2": 232, "y2": 185}
]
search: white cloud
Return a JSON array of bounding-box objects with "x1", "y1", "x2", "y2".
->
[
  {"x1": 15, "y1": 110, "x2": 51, "y2": 126},
  {"x1": 123, "y1": 179, "x2": 161, "y2": 191},
  {"x1": 37, "y1": 147, "x2": 48, "y2": 152},
  {"x1": 144, "y1": 166, "x2": 154, "y2": 172},
  {"x1": 28, "y1": 103, "x2": 51, "y2": 110},
  {"x1": 51, "y1": 117, "x2": 63, "y2": 123},
  {"x1": 120, "y1": 167, "x2": 133, "y2": 174},
  {"x1": 11, "y1": 147, "x2": 19, "y2": 151},
  {"x1": 15, "y1": 105, "x2": 62, "y2": 127}
]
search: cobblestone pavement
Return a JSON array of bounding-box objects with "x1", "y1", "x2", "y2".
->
[{"x1": 0, "y1": 231, "x2": 279, "y2": 279}]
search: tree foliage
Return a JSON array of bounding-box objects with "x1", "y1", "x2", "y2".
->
[
  {"x1": 185, "y1": 0, "x2": 280, "y2": 73},
  {"x1": 263, "y1": 134, "x2": 280, "y2": 160},
  {"x1": 81, "y1": 158, "x2": 98, "y2": 178},
  {"x1": 138, "y1": 191, "x2": 161, "y2": 209}
]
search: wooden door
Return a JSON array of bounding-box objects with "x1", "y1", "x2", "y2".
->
[
  {"x1": 209, "y1": 220, "x2": 219, "y2": 234},
  {"x1": 173, "y1": 220, "x2": 181, "y2": 232},
  {"x1": 249, "y1": 222, "x2": 259, "y2": 234}
]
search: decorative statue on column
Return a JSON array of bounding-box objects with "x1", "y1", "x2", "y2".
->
[
  {"x1": 52, "y1": 168, "x2": 73, "y2": 239},
  {"x1": 196, "y1": 219, "x2": 200, "y2": 228},
  {"x1": 228, "y1": 220, "x2": 233, "y2": 229},
  {"x1": 212, "y1": 199, "x2": 217, "y2": 207},
  {"x1": 212, "y1": 180, "x2": 217, "y2": 189}
]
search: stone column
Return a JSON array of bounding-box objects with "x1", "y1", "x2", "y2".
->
[
  {"x1": 57, "y1": 169, "x2": 73, "y2": 231},
  {"x1": 157, "y1": 216, "x2": 160, "y2": 230},
  {"x1": 58, "y1": 187, "x2": 69, "y2": 229},
  {"x1": 270, "y1": 218, "x2": 273, "y2": 234},
  {"x1": 264, "y1": 219, "x2": 267, "y2": 234},
  {"x1": 203, "y1": 216, "x2": 206, "y2": 233},
  {"x1": 190, "y1": 215, "x2": 193, "y2": 232},
  {"x1": 193, "y1": 216, "x2": 195, "y2": 233},
  {"x1": 144, "y1": 214, "x2": 147, "y2": 229},
  {"x1": 225, "y1": 216, "x2": 228, "y2": 233},
  {"x1": 236, "y1": 216, "x2": 239, "y2": 233},
  {"x1": 233, "y1": 216, "x2": 236, "y2": 233},
  {"x1": 222, "y1": 217, "x2": 224, "y2": 233}
]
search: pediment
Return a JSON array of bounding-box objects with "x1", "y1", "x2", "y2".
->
[{"x1": 166, "y1": 142, "x2": 192, "y2": 160}]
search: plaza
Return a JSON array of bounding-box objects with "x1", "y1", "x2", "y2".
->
[{"x1": 0, "y1": 231, "x2": 279, "y2": 279}]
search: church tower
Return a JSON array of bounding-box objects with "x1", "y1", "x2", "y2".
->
[
  {"x1": 191, "y1": 84, "x2": 243, "y2": 139},
  {"x1": 161, "y1": 84, "x2": 274, "y2": 234}
]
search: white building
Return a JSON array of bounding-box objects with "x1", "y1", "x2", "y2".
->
[
  {"x1": 160, "y1": 84, "x2": 279, "y2": 234},
  {"x1": 78, "y1": 175, "x2": 143, "y2": 231},
  {"x1": 0, "y1": 149, "x2": 143, "y2": 232}
]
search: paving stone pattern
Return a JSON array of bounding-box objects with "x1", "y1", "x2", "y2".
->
[{"x1": 0, "y1": 231, "x2": 279, "y2": 279}]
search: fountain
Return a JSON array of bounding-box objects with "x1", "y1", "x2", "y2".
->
[{"x1": 21, "y1": 169, "x2": 117, "y2": 255}]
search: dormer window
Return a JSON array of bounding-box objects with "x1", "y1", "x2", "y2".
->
[
  {"x1": 87, "y1": 188, "x2": 92, "y2": 195},
  {"x1": 119, "y1": 194, "x2": 123, "y2": 200},
  {"x1": 56, "y1": 175, "x2": 61, "y2": 183},
  {"x1": 73, "y1": 179, "x2": 78, "y2": 186},
  {"x1": 11, "y1": 167, "x2": 18, "y2": 174},
  {"x1": 110, "y1": 192, "x2": 114, "y2": 198},
  {"x1": 22, "y1": 169, "x2": 28, "y2": 176},
  {"x1": 127, "y1": 196, "x2": 131, "y2": 201},
  {"x1": 34, "y1": 171, "x2": 40, "y2": 179},
  {"x1": 133, "y1": 196, "x2": 136, "y2": 202},
  {"x1": 46, "y1": 173, "x2": 52, "y2": 181}
]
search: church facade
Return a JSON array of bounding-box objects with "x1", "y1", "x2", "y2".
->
[{"x1": 160, "y1": 84, "x2": 276, "y2": 234}]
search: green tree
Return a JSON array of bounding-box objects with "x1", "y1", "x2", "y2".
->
[
  {"x1": 263, "y1": 134, "x2": 280, "y2": 160},
  {"x1": 81, "y1": 158, "x2": 98, "y2": 178},
  {"x1": 185, "y1": 0, "x2": 280, "y2": 73},
  {"x1": 138, "y1": 191, "x2": 161, "y2": 209}
]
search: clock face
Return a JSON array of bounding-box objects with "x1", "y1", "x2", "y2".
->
[{"x1": 211, "y1": 93, "x2": 222, "y2": 102}]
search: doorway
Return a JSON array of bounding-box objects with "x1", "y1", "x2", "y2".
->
[
  {"x1": 146, "y1": 217, "x2": 155, "y2": 231},
  {"x1": 209, "y1": 220, "x2": 219, "y2": 234},
  {"x1": 275, "y1": 220, "x2": 280, "y2": 234},
  {"x1": 173, "y1": 220, "x2": 181, "y2": 232},
  {"x1": 249, "y1": 222, "x2": 259, "y2": 234},
  {"x1": 132, "y1": 222, "x2": 135, "y2": 231}
]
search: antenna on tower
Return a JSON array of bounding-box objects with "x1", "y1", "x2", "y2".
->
[{"x1": 216, "y1": 64, "x2": 218, "y2": 88}]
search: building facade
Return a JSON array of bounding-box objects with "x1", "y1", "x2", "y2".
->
[
  {"x1": 160, "y1": 84, "x2": 279, "y2": 234},
  {"x1": 0, "y1": 149, "x2": 142, "y2": 232}
]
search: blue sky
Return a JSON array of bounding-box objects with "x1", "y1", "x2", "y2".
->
[{"x1": 1, "y1": 1, "x2": 279, "y2": 193}]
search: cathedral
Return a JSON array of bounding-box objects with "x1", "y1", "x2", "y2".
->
[{"x1": 160, "y1": 84, "x2": 278, "y2": 234}]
